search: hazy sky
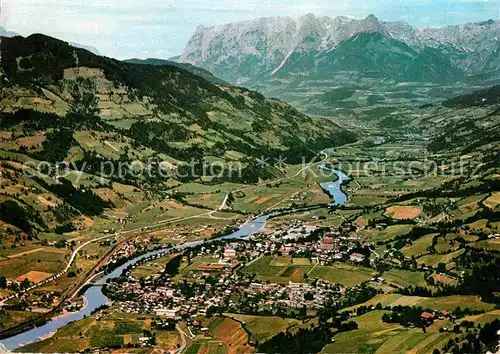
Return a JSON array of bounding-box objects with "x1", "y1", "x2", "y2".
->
[{"x1": 2, "y1": 0, "x2": 499, "y2": 59}]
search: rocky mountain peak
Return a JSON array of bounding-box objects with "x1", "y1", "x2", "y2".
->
[
  {"x1": 179, "y1": 15, "x2": 500, "y2": 83},
  {"x1": 363, "y1": 14, "x2": 380, "y2": 25}
]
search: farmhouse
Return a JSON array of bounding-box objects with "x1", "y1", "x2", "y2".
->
[{"x1": 421, "y1": 312, "x2": 435, "y2": 320}]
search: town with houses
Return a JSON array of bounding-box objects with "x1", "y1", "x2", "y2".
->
[
  {"x1": 2, "y1": 215, "x2": 498, "y2": 352},
  {"x1": 85, "y1": 219, "x2": 462, "y2": 334}
]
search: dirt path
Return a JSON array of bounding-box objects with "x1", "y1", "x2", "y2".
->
[
  {"x1": 4, "y1": 247, "x2": 66, "y2": 259},
  {"x1": 104, "y1": 140, "x2": 119, "y2": 152},
  {"x1": 307, "y1": 260, "x2": 319, "y2": 275},
  {"x1": 5, "y1": 248, "x2": 45, "y2": 259}
]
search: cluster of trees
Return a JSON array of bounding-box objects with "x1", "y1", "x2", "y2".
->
[
  {"x1": 397, "y1": 285, "x2": 433, "y2": 297},
  {"x1": 337, "y1": 285, "x2": 379, "y2": 309},
  {"x1": 164, "y1": 255, "x2": 183, "y2": 276},
  {"x1": 255, "y1": 294, "x2": 361, "y2": 351},
  {"x1": 102, "y1": 283, "x2": 138, "y2": 302},
  {"x1": 54, "y1": 222, "x2": 75, "y2": 235},
  {"x1": 178, "y1": 279, "x2": 196, "y2": 299},
  {"x1": 68, "y1": 77, "x2": 99, "y2": 116},
  {"x1": 315, "y1": 285, "x2": 379, "y2": 324},
  {"x1": 175, "y1": 157, "x2": 277, "y2": 184},
  {"x1": 287, "y1": 227, "x2": 330, "y2": 244},
  {"x1": 0, "y1": 109, "x2": 60, "y2": 131},
  {"x1": 0, "y1": 200, "x2": 44, "y2": 236},
  {"x1": 381, "y1": 306, "x2": 428, "y2": 328},
  {"x1": 34, "y1": 177, "x2": 112, "y2": 216},
  {"x1": 0, "y1": 275, "x2": 7, "y2": 288},
  {"x1": 456, "y1": 251, "x2": 500, "y2": 302},
  {"x1": 391, "y1": 226, "x2": 435, "y2": 250},
  {"x1": 367, "y1": 216, "x2": 415, "y2": 229},
  {"x1": 37, "y1": 128, "x2": 77, "y2": 163},
  {"x1": 421, "y1": 199, "x2": 456, "y2": 218}
]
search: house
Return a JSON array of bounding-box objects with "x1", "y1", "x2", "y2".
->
[
  {"x1": 320, "y1": 237, "x2": 335, "y2": 251},
  {"x1": 438, "y1": 310, "x2": 449, "y2": 319},
  {"x1": 421, "y1": 312, "x2": 435, "y2": 320},
  {"x1": 279, "y1": 245, "x2": 294, "y2": 255},
  {"x1": 223, "y1": 247, "x2": 236, "y2": 258},
  {"x1": 156, "y1": 308, "x2": 179, "y2": 318},
  {"x1": 322, "y1": 236, "x2": 334, "y2": 244},
  {"x1": 349, "y1": 253, "x2": 365, "y2": 263},
  {"x1": 332, "y1": 253, "x2": 343, "y2": 260},
  {"x1": 348, "y1": 233, "x2": 359, "y2": 240}
]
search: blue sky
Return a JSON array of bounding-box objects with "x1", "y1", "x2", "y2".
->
[{"x1": 3, "y1": 0, "x2": 499, "y2": 59}]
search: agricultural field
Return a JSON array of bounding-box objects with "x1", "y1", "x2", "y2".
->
[
  {"x1": 0, "y1": 244, "x2": 50, "y2": 259},
  {"x1": 483, "y1": 192, "x2": 500, "y2": 209},
  {"x1": 229, "y1": 166, "x2": 336, "y2": 213},
  {"x1": 130, "y1": 254, "x2": 175, "y2": 279},
  {"x1": 185, "y1": 341, "x2": 227, "y2": 354},
  {"x1": 400, "y1": 233, "x2": 437, "y2": 257},
  {"x1": 416, "y1": 249, "x2": 465, "y2": 269},
  {"x1": 385, "y1": 205, "x2": 422, "y2": 220},
  {"x1": 360, "y1": 224, "x2": 414, "y2": 243},
  {"x1": 184, "y1": 192, "x2": 227, "y2": 209},
  {"x1": 242, "y1": 256, "x2": 315, "y2": 283},
  {"x1": 18, "y1": 312, "x2": 180, "y2": 353},
  {"x1": 434, "y1": 234, "x2": 461, "y2": 253},
  {"x1": 224, "y1": 313, "x2": 300, "y2": 343},
  {"x1": 0, "y1": 247, "x2": 69, "y2": 280},
  {"x1": 431, "y1": 273, "x2": 458, "y2": 286},
  {"x1": 307, "y1": 263, "x2": 375, "y2": 287},
  {"x1": 187, "y1": 317, "x2": 254, "y2": 354},
  {"x1": 265, "y1": 207, "x2": 345, "y2": 230},
  {"x1": 471, "y1": 239, "x2": 500, "y2": 251},
  {"x1": 381, "y1": 269, "x2": 428, "y2": 289},
  {"x1": 175, "y1": 182, "x2": 248, "y2": 195},
  {"x1": 461, "y1": 309, "x2": 500, "y2": 326},
  {"x1": 348, "y1": 194, "x2": 388, "y2": 206},
  {"x1": 172, "y1": 255, "x2": 225, "y2": 283}
]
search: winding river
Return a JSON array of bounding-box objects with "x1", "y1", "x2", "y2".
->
[{"x1": 1, "y1": 166, "x2": 349, "y2": 350}]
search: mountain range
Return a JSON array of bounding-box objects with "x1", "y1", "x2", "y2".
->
[
  {"x1": 0, "y1": 27, "x2": 100, "y2": 55},
  {"x1": 178, "y1": 14, "x2": 500, "y2": 85}
]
